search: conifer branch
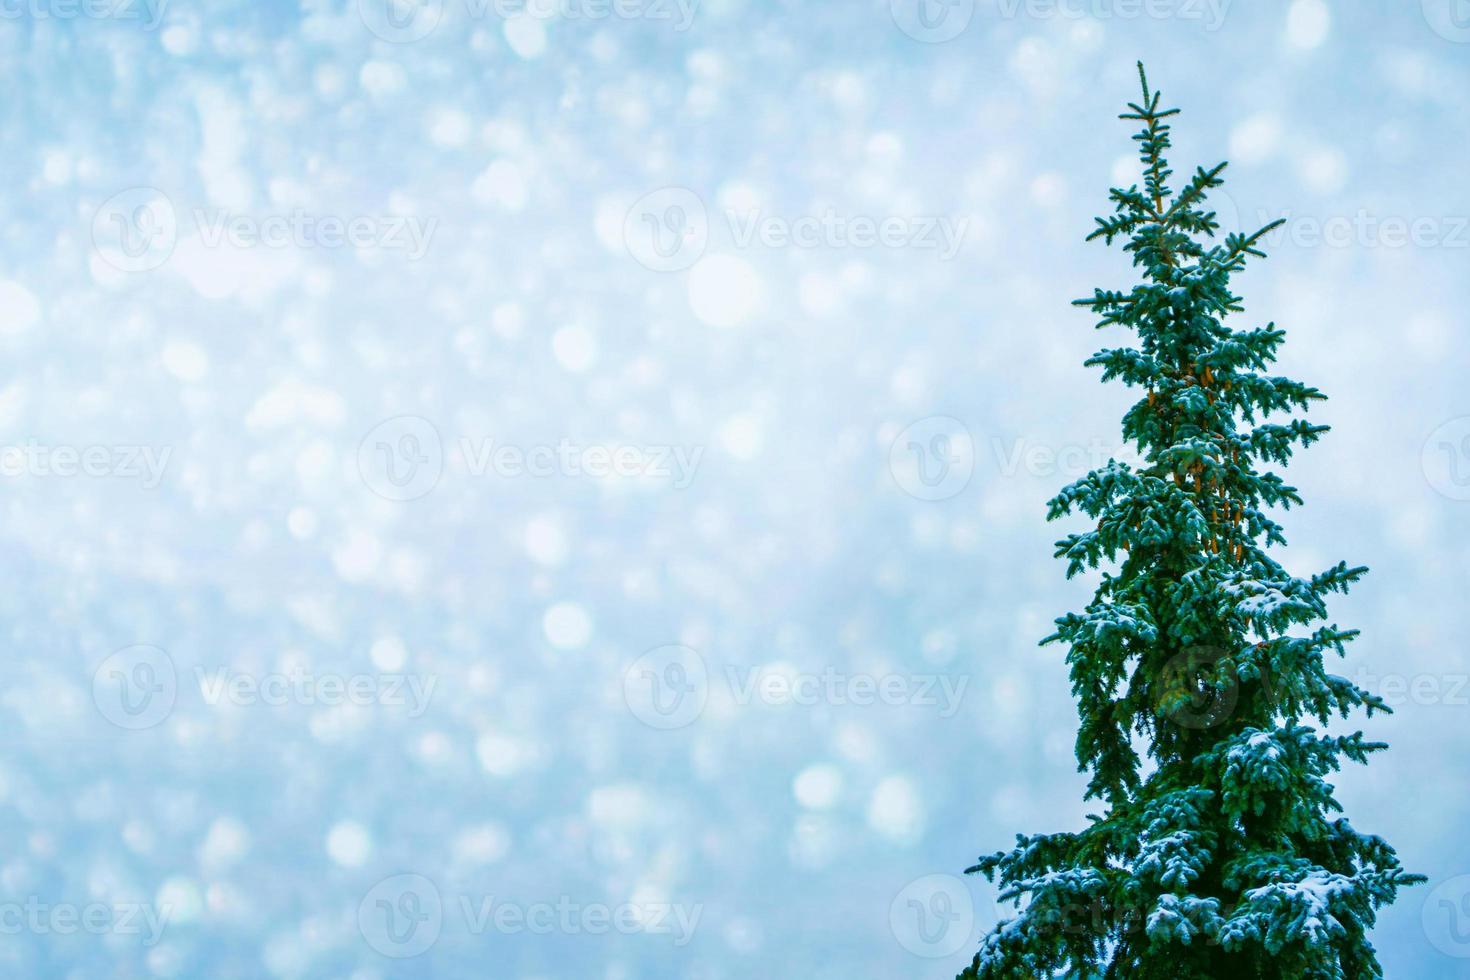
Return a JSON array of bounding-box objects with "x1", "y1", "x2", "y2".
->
[{"x1": 960, "y1": 65, "x2": 1419, "y2": 980}]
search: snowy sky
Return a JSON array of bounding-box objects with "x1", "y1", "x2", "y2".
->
[{"x1": 1, "y1": 0, "x2": 1467, "y2": 976}]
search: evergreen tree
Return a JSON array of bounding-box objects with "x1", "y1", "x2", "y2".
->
[{"x1": 961, "y1": 65, "x2": 1422, "y2": 979}]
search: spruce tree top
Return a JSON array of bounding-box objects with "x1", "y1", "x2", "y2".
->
[{"x1": 961, "y1": 64, "x2": 1421, "y2": 980}]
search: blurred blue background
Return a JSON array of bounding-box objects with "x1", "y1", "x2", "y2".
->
[{"x1": 1, "y1": 0, "x2": 1467, "y2": 976}]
